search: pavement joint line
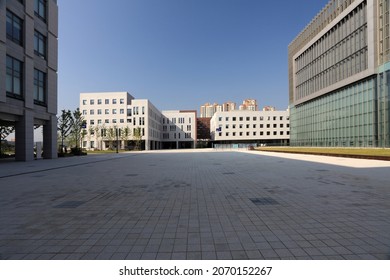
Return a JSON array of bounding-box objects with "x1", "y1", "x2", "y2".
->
[{"x1": 0, "y1": 154, "x2": 138, "y2": 179}]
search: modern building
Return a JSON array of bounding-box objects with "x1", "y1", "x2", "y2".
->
[
  {"x1": 80, "y1": 92, "x2": 197, "y2": 150},
  {"x1": 161, "y1": 110, "x2": 197, "y2": 149},
  {"x1": 289, "y1": 0, "x2": 390, "y2": 147},
  {"x1": 210, "y1": 110, "x2": 290, "y2": 146},
  {"x1": 239, "y1": 99, "x2": 258, "y2": 111},
  {"x1": 263, "y1": 106, "x2": 276, "y2": 111},
  {"x1": 0, "y1": 0, "x2": 58, "y2": 161}
]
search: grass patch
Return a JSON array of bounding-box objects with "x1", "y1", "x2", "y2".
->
[{"x1": 256, "y1": 147, "x2": 390, "y2": 158}]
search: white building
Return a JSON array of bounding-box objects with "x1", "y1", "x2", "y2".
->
[
  {"x1": 161, "y1": 110, "x2": 197, "y2": 149},
  {"x1": 210, "y1": 110, "x2": 290, "y2": 146},
  {"x1": 80, "y1": 92, "x2": 197, "y2": 150}
]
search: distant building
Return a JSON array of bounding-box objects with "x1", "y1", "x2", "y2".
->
[
  {"x1": 222, "y1": 101, "x2": 236, "y2": 112},
  {"x1": 0, "y1": 0, "x2": 59, "y2": 161},
  {"x1": 263, "y1": 106, "x2": 276, "y2": 111},
  {"x1": 200, "y1": 102, "x2": 221, "y2": 117},
  {"x1": 210, "y1": 110, "x2": 290, "y2": 146},
  {"x1": 239, "y1": 99, "x2": 258, "y2": 111}
]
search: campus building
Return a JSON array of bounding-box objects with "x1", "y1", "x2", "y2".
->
[
  {"x1": 0, "y1": 0, "x2": 58, "y2": 161},
  {"x1": 210, "y1": 110, "x2": 290, "y2": 146},
  {"x1": 80, "y1": 92, "x2": 197, "y2": 150},
  {"x1": 289, "y1": 0, "x2": 390, "y2": 147}
]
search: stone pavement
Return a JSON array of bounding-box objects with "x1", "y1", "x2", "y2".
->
[{"x1": 0, "y1": 150, "x2": 389, "y2": 260}]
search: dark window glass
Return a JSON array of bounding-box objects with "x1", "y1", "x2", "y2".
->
[
  {"x1": 34, "y1": 30, "x2": 46, "y2": 59},
  {"x1": 34, "y1": 0, "x2": 46, "y2": 21},
  {"x1": 6, "y1": 55, "x2": 23, "y2": 98},
  {"x1": 34, "y1": 69, "x2": 46, "y2": 105},
  {"x1": 6, "y1": 11, "x2": 23, "y2": 46}
]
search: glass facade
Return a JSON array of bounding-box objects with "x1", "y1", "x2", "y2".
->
[
  {"x1": 377, "y1": 68, "x2": 390, "y2": 147},
  {"x1": 290, "y1": 77, "x2": 378, "y2": 147}
]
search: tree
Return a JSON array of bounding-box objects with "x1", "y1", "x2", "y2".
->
[
  {"x1": 105, "y1": 126, "x2": 117, "y2": 150},
  {"x1": 121, "y1": 126, "x2": 131, "y2": 149},
  {"x1": 71, "y1": 108, "x2": 85, "y2": 150},
  {"x1": 0, "y1": 126, "x2": 15, "y2": 156},
  {"x1": 133, "y1": 127, "x2": 142, "y2": 151},
  {"x1": 57, "y1": 110, "x2": 73, "y2": 154}
]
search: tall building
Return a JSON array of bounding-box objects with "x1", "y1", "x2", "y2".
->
[
  {"x1": 200, "y1": 102, "x2": 221, "y2": 117},
  {"x1": 289, "y1": 0, "x2": 390, "y2": 147},
  {"x1": 263, "y1": 106, "x2": 276, "y2": 111},
  {"x1": 0, "y1": 0, "x2": 58, "y2": 161},
  {"x1": 239, "y1": 99, "x2": 258, "y2": 111},
  {"x1": 222, "y1": 101, "x2": 236, "y2": 112}
]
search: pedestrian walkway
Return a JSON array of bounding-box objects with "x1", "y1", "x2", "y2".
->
[{"x1": 0, "y1": 150, "x2": 389, "y2": 260}]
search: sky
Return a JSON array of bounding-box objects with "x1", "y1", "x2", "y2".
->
[{"x1": 58, "y1": 0, "x2": 330, "y2": 113}]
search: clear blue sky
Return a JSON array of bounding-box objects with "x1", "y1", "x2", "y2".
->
[{"x1": 58, "y1": 0, "x2": 329, "y2": 113}]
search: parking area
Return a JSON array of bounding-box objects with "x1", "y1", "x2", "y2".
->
[{"x1": 0, "y1": 150, "x2": 389, "y2": 260}]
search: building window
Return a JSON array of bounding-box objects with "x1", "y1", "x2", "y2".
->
[
  {"x1": 82, "y1": 110, "x2": 87, "y2": 115},
  {"x1": 105, "y1": 99, "x2": 109, "y2": 104},
  {"x1": 105, "y1": 109, "x2": 109, "y2": 114},
  {"x1": 90, "y1": 120, "x2": 94, "y2": 125},
  {"x1": 112, "y1": 109, "x2": 117, "y2": 114},
  {"x1": 120, "y1": 109, "x2": 124, "y2": 114},
  {"x1": 98, "y1": 99, "x2": 102, "y2": 104},
  {"x1": 232, "y1": 117, "x2": 236, "y2": 121},
  {"x1": 90, "y1": 109, "x2": 94, "y2": 115},
  {"x1": 112, "y1": 119, "x2": 117, "y2": 124},
  {"x1": 34, "y1": 0, "x2": 46, "y2": 21},
  {"x1": 82, "y1": 100, "x2": 87, "y2": 105},
  {"x1": 34, "y1": 30, "x2": 46, "y2": 59},
  {"x1": 97, "y1": 119, "x2": 102, "y2": 124},
  {"x1": 97, "y1": 109, "x2": 102, "y2": 115},
  {"x1": 105, "y1": 119, "x2": 109, "y2": 124},
  {"x1": 6, "y1": 11, "x2": 23, "y2": 46},
  {"x1": 120, "y1": 119, "x2": 124, "y2": 123},
  {"x1": 34, "y1": 69, "x2": 46, "y2": 105},
  {"x1": 120, "y1": 98, "x2": 124, "y2": 104},
  {"x1": 6, "y1": 56, "x2": 23, "y2": 98}
]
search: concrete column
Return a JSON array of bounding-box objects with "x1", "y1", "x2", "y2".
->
[
  {"x1": 15, "y1": 110, "x2": 34, "y2": 161},
  {"x1": 43, "y1": 115, "x2": 58, "y2": 159}
]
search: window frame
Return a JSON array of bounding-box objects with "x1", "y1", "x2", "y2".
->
[
  {"x1": 34, "y1": 68, "x2": 46, "y2": 106},
  {"x1": 6, "y1": 10, "x2": 23, "y2": 46},
  {"x1": 34, "y1": 0, "x2": 47, "y2": 22},
  {"x1": 6, "y1": 55, "x2": 23, "y2": 99},
  {"x1": 34, "y1": 30, "x2": 47, "y2": 59}
]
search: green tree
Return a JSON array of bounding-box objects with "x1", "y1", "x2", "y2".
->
[
  {"x1": 71, "y1": 108, "x2": 85, "y2": 151},
  {"x1": 121, "y1": 126, "x2": 131, "y2": 149},
  {"x1": 57, "y1": 110, "x2": 73, "y2": 154},
  {"x1": 133, "y1": 127, "x2": 142, "y2": 151},
  {"x1": 0, "y1": 126, "x2": 15, "y2": 156}
]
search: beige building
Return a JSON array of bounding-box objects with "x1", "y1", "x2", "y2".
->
[
  {"x1": 80, "y1": 92, "x2": 197, "y2": 150},
  {"x1": 200, "y1": 102, "x2": 221, "y2": 118},
  {"x1": 0, "y1": 0, "x2": 58, "y2": 161},
  {"x1": 239, "y1": 99, "x2": 258, "y2": 111}
]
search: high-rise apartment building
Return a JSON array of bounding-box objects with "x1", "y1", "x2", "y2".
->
[
  {"x1": 239, "y1": 99, "x2": 258, "y2": 111},
  {"x1": 289, "y1": 0, "x2": 390, "y2": 147},
  {"x1": 0, "y1": 0, "x2": 58, "y2": 161},
  {"x1": 222, "y1": 101, "x2": 236, "y2": 112},
  {"x1": 200, "y1": 102, "x2": 221, "y2": 117}
]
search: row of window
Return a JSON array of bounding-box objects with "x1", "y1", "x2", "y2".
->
[
  {"x1": 87, "y1": 117, "x2": 145, "y2": 126},
  {"x1": 217, "y1": 115, "x2": 288, "y2": 122},
  {"x1": 82, "y1": 98, "x2": 126, "y2": 105},
  {"x1": 162, "y1": 125, "x2": 192, "y2": 132},
  {"x1": 162, "y1": 117, "x2": 192, "y2": 124},
  {"x1": 218, "y1": 131, "x2": 290, "y2": 137},
  {"x1": 220, "y1": 123, "x2": 289, "y2": 129},
  {"x1": 162, "y1": 133, "x2": 192, "y2": 139},
  {"x1": 83, "y1": 109, "x2": 126, "y2": 115},
  {"x1": 7, "y1": 5, "x2": 48, "y2": 58},
  {"x1": 6, "y1": 55, "x2": 46, "y2": 105}
]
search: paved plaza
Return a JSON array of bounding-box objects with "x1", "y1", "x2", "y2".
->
[{"x1": 0, "y1": 150, "x2": 389, "y2": 260}]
